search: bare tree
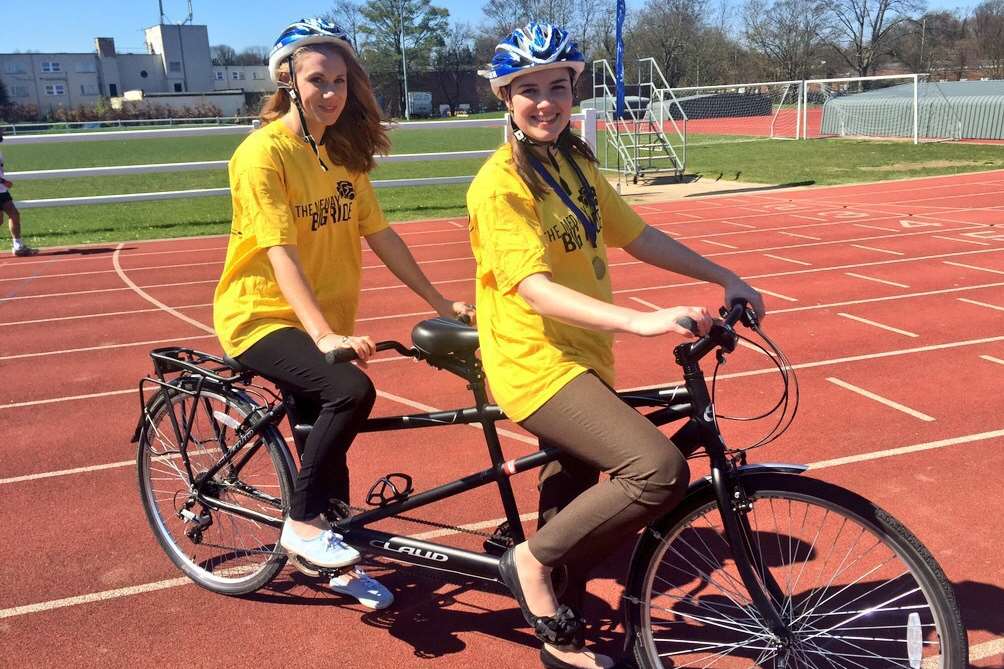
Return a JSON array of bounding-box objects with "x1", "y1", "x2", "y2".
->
[
  {"x1": 432, "y1": 23, "x2": 477, "y2": 108},
  {"x1": 325, "y1": 0, "x2": 366, "y2": 52},
  {"x1": 973, "y1": 0, "x2": 1004, "y2": 77},
  {"x1": 629, "y1": 0, "x2": 708, "y2": 87},
  {"x1": 234, "y1": 46, "x2": 269, "y2": 66},
  {"x1": 820, "y1": 0, "x2": 923, "y2": 77},
  {"x1": 211, "y1": 44, "x2": 238, "y2": 66},
  {"x1": 744, "y1": 0, "x2": 830, "y2": 79}
]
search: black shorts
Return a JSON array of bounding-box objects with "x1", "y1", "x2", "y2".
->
[{"x1": 0, "y1": 192, "x2": 12, "y2": 205}]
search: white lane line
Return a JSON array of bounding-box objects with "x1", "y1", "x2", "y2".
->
[
  {"x1": 0, "y1": 303, "x2": 211, "y2": 327},
  {"x1": 778, "y1": 231, "x2": 821, "y2": 241},
  {"x1": 448, "y1": 220, "x2": 464, "y2": 229},
  {"x1": 933, "y1": 235, "x2": 991, "y2": 246},
  {"x1": 629, "y1": 297, "x2": 662, "y2": 310},
  {"x1": 1, "y1": 388, "x2": 135, "y2": 410},
  {"x1": 791, "y1": 214, "x2": 824, "y2": 222},
  {"x1": 0, "y1": 335, "x2": 216, "y2": 361},
  {"x1": 773, "y1": 281, "x2": 1004, "y2": 314},
  {"x1": 0, "y1": 279, "x2": 217, "y2": 302},
  {"x1": 701, "y1": 239, "x2": 738, "y2": 249},
  {"x1": 623, "y1": 335, "x2": 1004, "y2": 392},
  {"x1": 943, "y1": 261, "x2": 1004, "y2": 275},
  {"x1": 837, "y1": 312, "x2": 918, "y2": 337},
  {"x1": 725, "y1": 221, "x2": 756, "y2": 229},
  {"x1": 844, "y1": 272, "x2": 910, "y2": 288},
  {"x1": 3, "y1": 428, "x2": 1002, "y2": 621},
  {"x1": 808, "y1": 428, "x2": 1003, "y2": 469},
  {"x1": 825, "y1": 377, "x2": 935, "y2": 421},
  {"x1": 0, "y1": 459, "x2": 137, "y2": 485},
  {"x1": 763, "y1": 253, "x2": 811, "y2": 266},
  {"x1": 752, "y1": 287, "x2": 797, "y2": 302},
  {"x1": 958, "y1": 297, "x2": 1004, "y2": 312},
  {"x1": 981, "y1": 354, "x2": 1004, "y2": 365},
  {"x1": 854, "y1": 223, "x2": 899, "y2": 232},
  {"x1": 850, "y1": 243, "x2": 904, "y2": 256}
]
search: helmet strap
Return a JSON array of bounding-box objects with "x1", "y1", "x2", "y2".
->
[{"x1": 286, "y1": 55, "x2": 329, "y2": 172}]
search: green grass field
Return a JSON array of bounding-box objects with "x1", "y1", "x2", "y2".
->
[{"x1": 4, "y1": 123, "x2": 1002, "y2": 247}]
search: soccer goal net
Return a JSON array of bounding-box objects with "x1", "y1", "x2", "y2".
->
[
  {"x1": 802, "y1": 74, "x2": 962, "y2": 142},
  {"x1": 654, "y1": 80, "x2": 804, "y2": 147}
]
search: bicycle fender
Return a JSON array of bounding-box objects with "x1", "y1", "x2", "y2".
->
[{"x1": 684, "y1": 462, "x2": 808, "y2": 497}]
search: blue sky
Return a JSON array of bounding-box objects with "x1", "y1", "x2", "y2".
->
[{"x1": 3, "y1": 0, "x2": 979, "y2": 54}]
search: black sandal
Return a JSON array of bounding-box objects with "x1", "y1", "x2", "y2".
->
[{"x1": 498, "y1": 549, "x2": 585, "y2": 652}]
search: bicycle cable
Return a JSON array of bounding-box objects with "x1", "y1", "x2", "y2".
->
[{"x1": 710, "y1": 315, "x2": 800, "y2": 452}]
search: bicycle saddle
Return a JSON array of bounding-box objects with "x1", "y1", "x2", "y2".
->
[{"x1": 411, "y1": 317, "x2": 480, "y2": 358}]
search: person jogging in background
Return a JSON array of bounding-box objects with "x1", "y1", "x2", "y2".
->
[
  {"x1": 213, "y1": 18, "x2": 474, "y2": 610},
  {"x1": 0, "y1": 129, "x2": 38, "y2": 257},
  {"x1": 467, "y1": 22, "x2": 765, "y2": 668}
]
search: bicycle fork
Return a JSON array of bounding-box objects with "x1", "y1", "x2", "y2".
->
[{"x1": 682, "y1": 361, "x2": 794, "y2": 643}]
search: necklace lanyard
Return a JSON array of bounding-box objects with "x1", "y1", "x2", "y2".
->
[{"x1": 527, "y1": 150, "x2": 599, "y2": 248}]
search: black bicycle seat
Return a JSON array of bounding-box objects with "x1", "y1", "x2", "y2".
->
[{"x1": 411, "y1": 317, "x2": 480, "y2": 358}]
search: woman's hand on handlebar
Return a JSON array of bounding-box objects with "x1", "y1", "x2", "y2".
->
[
  {"x1": 629, "y1": 306, "x2": 714, "y2": 338},
  {"x1": 724, "y1": 278, "x2": 766, "y2": 322},
  {"x1": 316, "y1": 333, "x2": 376, "y2": 368}
]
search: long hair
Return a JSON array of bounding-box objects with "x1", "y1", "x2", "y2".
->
[
  {"x1": 260, "y1": 42, "x2": 390, "y2": 174},
  {"x1": 501, "y1": 72, "x2": 598, "y2": 201}
]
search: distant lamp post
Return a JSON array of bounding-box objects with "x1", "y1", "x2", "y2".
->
[{"x1": 400, "y1": 0, "x2": 410, "y2": 120}]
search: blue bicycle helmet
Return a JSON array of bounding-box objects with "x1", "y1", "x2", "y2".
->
[
  {"x1": 268, "y1": 18, "x2": 353, "y2": 84},
  {"x1": 479, "y1": 22, "x2": 585, "y2": 96}
]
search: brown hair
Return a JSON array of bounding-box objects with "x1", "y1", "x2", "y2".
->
[
  {"x1": 260, "y1": 42, "x2": 390, "y2": 174},
  {"x1": 501, "y1": 72, "x2": 598, "y2": 201}
]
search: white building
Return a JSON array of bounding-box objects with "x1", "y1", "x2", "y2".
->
[{"x1": 0, "y1": 24, "x2": 270, "y2": 115}]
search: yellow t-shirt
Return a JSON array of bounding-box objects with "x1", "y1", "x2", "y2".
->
[
  {"x1": 467, "y1": 143, "x2": 646, "y2": 422},
  {"x1": 213, "y1": 120, "x2": 388, "y2": 357}
]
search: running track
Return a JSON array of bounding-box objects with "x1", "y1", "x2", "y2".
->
[{"x1": 1, "y1": 170, "x2": 1003, "y2": 668}]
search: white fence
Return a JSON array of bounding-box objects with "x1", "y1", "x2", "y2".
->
[{"x1": 10, "y1": 112, "x2": 597, "y2": 209}]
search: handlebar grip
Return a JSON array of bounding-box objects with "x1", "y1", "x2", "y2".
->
[
  {"x1": 325, "y1": 347, "x2": 358, "y2": 364},
  {"x1": 457, "y1": 313, "x2": 472, "y2": 326},
  {"x1": 676, "y1": 316, "x2": 700, "y2": 336}
]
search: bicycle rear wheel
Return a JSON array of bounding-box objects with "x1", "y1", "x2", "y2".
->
[
  {"x1": 625, "y1": 473, "x2": 967, "y2": 668},
  {"x1": 137, "y1": 381, "x2": 294, "y2": 595}
]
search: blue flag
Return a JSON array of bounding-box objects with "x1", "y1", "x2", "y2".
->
[{"x1": 615, "y1": 0, "x2": 625, "y2": 119}]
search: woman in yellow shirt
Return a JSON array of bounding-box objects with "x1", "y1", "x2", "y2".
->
[
  {"x1": 213, "y1": 18, "x2": 472, "y2": 608},
  {"x1": 468, "y1": 23, "x2": 765, "y2": 668}
]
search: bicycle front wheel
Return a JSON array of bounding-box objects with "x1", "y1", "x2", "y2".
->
[
  {"x1": 625, "y1": 473, "x2": 967, "y2": 668},
  {"x1": 137, "y1": 382, "x2": 295, "y2": 595}
]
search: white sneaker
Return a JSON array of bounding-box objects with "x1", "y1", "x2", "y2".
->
[
  {"x1": 329, "y1": 567, "x2": 394, "y2": 609},
  {"x1": 280, "y1": 522, "x2": 360, "y2": 569}
]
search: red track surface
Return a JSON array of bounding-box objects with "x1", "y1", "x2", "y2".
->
[{"x1": 2, "y1": 171, "x2": 1003, "y2": 668}]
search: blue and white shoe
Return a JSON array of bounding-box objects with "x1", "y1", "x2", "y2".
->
[
  {"x1": 329, "y1": 567, "x2": 394, "y2": 609},
  {"x1": 280, "y1": 522, "x2": 360, "y2": 569}
]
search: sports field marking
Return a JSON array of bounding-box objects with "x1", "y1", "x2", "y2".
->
[
  {"x1": 448, "y1": 221, "x2": 464, "y2": 229},
  {"x1": 981, "y1": 355, "x2": 1004, "y2": 366},
  {"x1": 628, "y1": 297, "x2": 661, "y2": 310},
  {"x1": 837, "y1": 312, "x2": 918, "y2": 337},
  {"x1": 752, "y1": 287, "x2": 797, "y2": 302},
  {"x1": 1, "y1": 388, "x2": 136, "y2": 410},
  {"x1": 933, "y1": 235, "x2": 992, "y2": 246},
  {"x1": 725, "y1": 221, "x2": 756, "y2": 229},
  {"x1": 778, "y1": 231, "x2": 822, "y2": 241},
  {"x1": 850, "y1": 243, "x2": 904, "y2": 256},
  {"x1": 791, "y1": 214, "x2": 824, "y2": 222},
  {"x1": 623, "y1": 335, "x2": 1004, "y2": 392},
  {"x1": 0, "y1": 304, "x2": 210, "y2": 327},
  {"x1": 825, "y1": 377, "x2": 935, "y2": 422},
  {"x1": 700, "y1": 239, "x2": 738, "y2": 249},
  {"x1": 854, "y1": 223, "x2": 899, "y2": 232},
  {"x1": 763, "y1": 253, "x2": 811, "y2": 266},
  {"x1": 0, "y1": 334, "x2": 217, "y2": 361},
  {"x1": 844, "y1": 272, "x2": 909, "y2": 288},
  {"x1": 2, "y1": 428, "x2": 1001, "y2": 632},
  {"x1": 957, "y1": 297, "x2": 1004, "y2": 312},
  {"x1": 773, "y1": 281, "x2": 1004, "y2": 314},
  {"x1": 942, "y1": 261, "x2": 1004, "y2": 275}
]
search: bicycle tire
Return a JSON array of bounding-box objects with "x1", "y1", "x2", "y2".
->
[
  {"x1": 624, "y1": 473, "x2": 967, "y2": 668},
  {"x1": 136, "y1": 380, "x2": 295, "y2": 595}
]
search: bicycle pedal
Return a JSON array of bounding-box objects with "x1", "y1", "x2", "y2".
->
[
  {"x1": 482, "y1": 520, "x2": 515, "y2": 556},
  {"x1": 366, "y1": 473, "x2": 414, "y2": 507}
]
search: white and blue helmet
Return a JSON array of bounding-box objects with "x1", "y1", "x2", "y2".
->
[
  {"x1": 479, "y1": 22, "x2": 585, "y2": 96},
  {"x1": 268, "y1": 18, "x2": 353, "y2": 84}
]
